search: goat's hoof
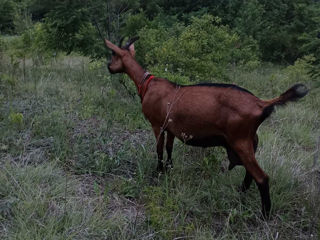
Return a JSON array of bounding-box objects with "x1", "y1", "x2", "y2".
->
[
  {"x1": 156, "y1": 166, "x2": 165, "y2": 174},
  {"x1": 165, "y1": 164, "x2": 173, "y2": 172}
]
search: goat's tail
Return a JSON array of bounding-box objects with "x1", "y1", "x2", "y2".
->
[{"x1": 260, "y1": 83, "x2": 309, "y2": 122}]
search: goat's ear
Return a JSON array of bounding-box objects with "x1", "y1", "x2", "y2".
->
[
  {"x1": 128, "y1": 43, "x2": 135, "y2": 57},
  {"x1": 105, "y1": 39, "x2": 123, "y2": 55}
]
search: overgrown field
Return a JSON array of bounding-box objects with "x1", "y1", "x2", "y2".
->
[{"x1": 0, "y1": 55, "x2": 319, "y2": 239}]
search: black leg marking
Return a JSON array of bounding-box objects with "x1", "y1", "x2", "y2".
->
[{"x1": 165, "y1": 131, "x2": 175, "y2": 171}]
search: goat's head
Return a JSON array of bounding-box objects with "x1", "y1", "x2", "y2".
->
[{"x1": 105, "y1": 37, "x2": 139, "y2": 74}]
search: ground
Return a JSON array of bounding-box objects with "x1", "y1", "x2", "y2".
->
[{"x1": 0, "y1": 55, "x2": 319, "y2": 239}]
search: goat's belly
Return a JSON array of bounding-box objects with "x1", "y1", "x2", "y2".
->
[{"x1": 183, "y1": 135, "x2": 227, "y2": 148}]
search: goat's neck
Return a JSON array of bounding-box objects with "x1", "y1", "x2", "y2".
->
[{"x1": 124, "y1": 57, "x2": 145, "y2": 90}]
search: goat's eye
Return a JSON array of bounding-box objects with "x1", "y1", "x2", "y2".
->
[{"x1": 111, "y1": 51, "x2": 116, "y2": 56}]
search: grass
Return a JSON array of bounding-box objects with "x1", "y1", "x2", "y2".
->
[{"x1": 0, "y1": 53, "x2": 319, "y2": 239}]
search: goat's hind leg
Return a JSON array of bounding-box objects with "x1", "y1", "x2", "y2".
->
[
  {"x1": 227, "y1": 134, "x2": 258, "y2": 191},
  {"x1": 241, "y1": 134, "x2": 259, "y2": 192},
  {"x1": 226, "y1": 147, "x2": 241, "y2": 171},
  {"x1": 231, "y1": 139, "x2": 271, "y2": 218},
  {"x1": 227, "y1": 147, "x2": 253, "y2": 192}
]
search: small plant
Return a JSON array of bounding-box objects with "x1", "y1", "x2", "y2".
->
[
  {"x1": 144, "y1": 186, "x2": 181, "y2": 238},
  {"x1": 8, "y1": 112, "x2": 23, "y2": 126},
  {"x1": 284, "y1": 55, "x2": 315, "y2": 85},
  {"x1": 0, "y1": 73, "x2": 17, "y2": 90}
]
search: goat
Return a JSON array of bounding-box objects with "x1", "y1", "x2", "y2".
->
[{"x1": 104, "y1": 37, "x2": 308, "y2": 217}]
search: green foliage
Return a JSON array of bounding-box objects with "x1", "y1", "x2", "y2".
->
[
  {"x1": 41, "y1": 0, "x2": 141, "y2": 58},
  {"x1": 121, "y1": 11, "x2": 150, "y2": 37},
  {"x1": 12, "y1": 5, "x2": 33, "y2": 34},
  {"x1": 0, "y1": 35, "x2": 5, "y2": 51},
  {"x1": 234, "y1": 0, "x2": 264, "y2": 39},
  {"x1": 235, "y1": 0, "x2": 320, "y2": 63},
  {"x1": 0, "y1": 73, "x2": 16, "y2": 90},
  {"x1": 137, "y1": 0, "x2": 319, "y2": 63},
  {"x1": 43, "y1": 1, "x2": 91, "y2": 54},
  {"x1": 299, "y1": 21, "x2": 320, "y2": 81},
  {"x1": 6, "y1": 35, "x2": 27, "y2": 64},
  {"x1": 138, "y1": 15, "x2": 259, "y2": 83},
  {"x1": 32, "y1": 22, "x2": 53, "y2": 55},
  {"x1": 8, "y1": 112, "x2": 23, "y2": 126},
  {"x1": 1, "y1": 0, "x2": 319, "y2": 64},
  {"x1": 74, "y1": 22, "x2": 103, "y2": 59},
  {"x1": 4, "y1": 23, "x2": 52, "y2": 69},
  {"x1": 0, "y1": 0, "x2": 16, "y2": 33},
  {"x1": 284, "y1": 55, "x2": 318, "y2": 87},
  {"x1": 144, "y1": 186, "x2": 183, "y2": 239}
]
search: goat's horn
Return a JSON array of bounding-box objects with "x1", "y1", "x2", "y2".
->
[
  {"x1": 124, "y1": 36, "x2": 140, "y2": 49},
  {"x1": 119, "y1": 36, "x2": 125, "y2": 47}
]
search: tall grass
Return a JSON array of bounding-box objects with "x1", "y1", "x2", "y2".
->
[{"x1": 0, "y1": 54, "x2": 319, "y2": 239}]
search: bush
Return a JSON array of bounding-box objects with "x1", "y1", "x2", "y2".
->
[
  {"x1": 137, "y1": 14, "x2": 259, "y2": 83},
  {"x1": 0, "y1": 73, "x2": 16, "y2": 90},
  {"x1": 284, "y1": 55, "x2": 316, "y2": 87},
  {"x1": 8, "y1": 112, "x2": 23, "y2": 126},
  {"x1": 5, "y1": 22, "x2": 53, "y2": 69},
  {"x1": 0, "y1": 0, "x2": 16, "y2": 33},
  {"x1": 0, "y1": 35, "x2": 6, "y2": 55}
]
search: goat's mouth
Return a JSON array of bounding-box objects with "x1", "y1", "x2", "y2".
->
[{"x1": 107, "y1": 63, "x2": 116, "y2": 74}]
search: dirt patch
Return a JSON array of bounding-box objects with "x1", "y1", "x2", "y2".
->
[
  {"x1": 72, "y1": 117, "x2": 152, "y2": 157},
  {"x1": 0, "y1": 130, "x2": 53, "y2": 166},
  {"x1": 75, "y1": 173, "x2": 146, "y2": 226}
]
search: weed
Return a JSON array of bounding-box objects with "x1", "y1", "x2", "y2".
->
[{"x1": 8, "y1": 112, "x2": 23, "y2": 127}]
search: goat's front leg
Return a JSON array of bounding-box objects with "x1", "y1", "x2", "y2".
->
[
  {"x1": 153, "y1": 127, "x2": 165, "y2": 173},
  {"x1": 165, "y1": 131, "x2": 175, "y2": 170}
]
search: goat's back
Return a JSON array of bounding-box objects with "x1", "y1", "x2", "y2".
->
[{"x1": 143, "y1": 79, "x2": 265, "y2": 140}]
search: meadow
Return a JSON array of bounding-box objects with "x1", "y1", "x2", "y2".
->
[{"x1": 0, "y1": 54, "x2": 319, "y2": 239}]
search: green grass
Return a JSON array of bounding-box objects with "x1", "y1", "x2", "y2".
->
[{"x1": 0, "y1": 54, "x2": 319, "y2": 239}]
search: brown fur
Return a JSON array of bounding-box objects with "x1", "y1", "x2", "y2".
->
[{"x1": 105, "y1": 38, "x2": 308, "y2": 218}]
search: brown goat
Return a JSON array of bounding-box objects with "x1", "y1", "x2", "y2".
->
[{"x1": 105, "y1": 37, "x2": 308, "y2": 217}]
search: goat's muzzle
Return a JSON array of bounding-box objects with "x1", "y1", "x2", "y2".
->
[{"x1": 107, "y1": 63, "x2": 115, "y2": 74}]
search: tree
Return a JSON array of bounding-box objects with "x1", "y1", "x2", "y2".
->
[
  {"x1": 41, "y1": 0, "x2": 140, "y2": 58},
  {"x1": 0, "y1": 0, "x2": 16, "y2": 33}
]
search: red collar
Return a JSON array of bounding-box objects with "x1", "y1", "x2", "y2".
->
[{"x1": 138, "y1": 74, "x2": 154, "y2": 101}]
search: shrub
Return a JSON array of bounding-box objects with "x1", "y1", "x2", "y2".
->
[
  {"x1": 137, "y1": 14, "x2": 259, "y2": 83},
  {"x1": 284, "y1": 55, "x2": 316, "y2": 87},
  {"x1": 0, "y1": 73, "x2": 16, "y2": 90}
]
